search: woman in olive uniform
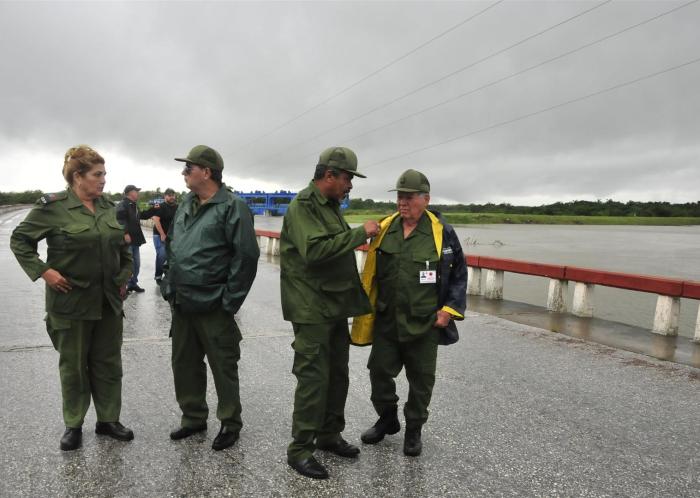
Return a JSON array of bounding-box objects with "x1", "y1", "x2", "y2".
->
[{"x1": 10, "y1": 145, "x2": 135, "y2": 451}]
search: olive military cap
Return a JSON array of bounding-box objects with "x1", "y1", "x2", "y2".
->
[
  {"x1": 389, "y1": 169, "x2": 430, "y2": 193},
  {"x1": 164, "y1": 188, "x2": 176, "y2": 195},
  {"x1": 318, "y1": 146, "x2": 366, "y2": 178},
  {"x1": 175, "y1": 145, "x2": 224, "y2": 171}
]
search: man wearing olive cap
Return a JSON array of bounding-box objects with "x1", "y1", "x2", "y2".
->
[
  {"x1": 351, "y1": 169, "x2": 467, "y2": 457},
  {"x1": 280, "y1": 146, "x2": 380, "y2": 479},
  {"x1": 160, "y1": 145, "x2": 259, "y2": 451}
]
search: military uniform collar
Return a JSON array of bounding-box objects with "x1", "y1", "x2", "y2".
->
[
  {"x1": 414, "y1": 211, "x2": 432, "y2": 235},
  {"x1": 184, "y1": 183, "x2": 228, "y2": 206},
  {"x1": 205, "y1": 184, "x2": 230, "y2": 204},
  {"x1": 95, "y1": 195, "x2": 113, "y2": 209},
  {"x1": 387, "y1": 216, "x2": 401, "y2": 233},
  {"x1": 308, "y1": 181, "x2": 336, "y2": 206},
  {"x1": 395, "y1": 211, "x2": 431, "y2": 234},
  {"x1": 65, "y1": 188, "x2": 86, "y2": 209}
]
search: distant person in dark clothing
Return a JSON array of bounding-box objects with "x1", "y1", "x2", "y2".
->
[
  {"x1": 145, "y1": 188, "x2": 178, "y2": 281},
  {"x1": 116, "y1": 185, "x2": 148, "y2": 293}
]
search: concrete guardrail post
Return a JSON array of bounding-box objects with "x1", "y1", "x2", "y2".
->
[
  {"x1": 547, "y1": 279, "x2": 568, "y2": 312},
  {"x1": 694, "y1": 305, "x2": 700, "y2": 343},
  {"x1": 467, "y1": 267, "x2": 481, "y2": 295},
  {"x1": 651, "y1": 295, "x2": 680, "y2": 336},
  {"x1": 267, "y1": 237, "x2": 280, "y2": 256},
  {"x1": 572, "y1": 282, "x2": 594, "y2": 317},
  {"x1": 483, "y1": 269, "x2": 503, "y2": 300},
  {"x1": 355, "y1": 250, "x2": 367, "y2": 274}
]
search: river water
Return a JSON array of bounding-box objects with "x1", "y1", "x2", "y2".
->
[{"x1": 255, "y1": 216, "x2": 700, "y2": 338}]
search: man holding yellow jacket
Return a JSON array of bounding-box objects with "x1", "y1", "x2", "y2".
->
[{"x1": 352, "y1": 169, "x2": 467, "y2": 457}]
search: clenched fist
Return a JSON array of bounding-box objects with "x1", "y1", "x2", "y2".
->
[{"x1": 363, "y1": 220, "x2": 380, "y2": 237}]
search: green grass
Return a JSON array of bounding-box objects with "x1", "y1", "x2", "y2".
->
[{"x1": 343, "y1": 211, "x2": 700, "y2": 226}]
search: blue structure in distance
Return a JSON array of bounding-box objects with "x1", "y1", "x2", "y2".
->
[{"x1": 236, "y1": 190, "x2": 349, "y2": 215}]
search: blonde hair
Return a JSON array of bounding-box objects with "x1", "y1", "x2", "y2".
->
[{"x1": 62, "y1": 145, "x2": 105, "y2": 186}]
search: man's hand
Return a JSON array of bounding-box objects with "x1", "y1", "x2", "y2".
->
[
  {"x1": 160, "y1": 233, "x2": 166, "y2": 242},
  {"x1": 434, "y1": 310, "x2": 451, "y2": 328},
  {"x1": 363, "y1": 220, "x2": 380, "y2": 237},
  {"x1": 119, "y1": 283, "x2": 128, "y2": 300},
  {"x1": 124, "y1": 233, "x2": 132, "y2": 244},
  {"x1": 41, "y1": 269, "x2": 72, "y2": 293}
]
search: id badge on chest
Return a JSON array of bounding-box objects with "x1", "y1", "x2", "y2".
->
[{"x1": 419, "y1": 261, "x2": 437, "y2": 284}]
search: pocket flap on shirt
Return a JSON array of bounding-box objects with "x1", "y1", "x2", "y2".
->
[
  {"x1": 106, "y1": 220, "x2": 124, "y2": 229},
  {"x1": 60, "y1": 224, "x2": 91, "y2": 235}
]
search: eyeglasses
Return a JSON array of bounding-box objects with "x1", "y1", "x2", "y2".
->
[{"x1": 182, "y1": 163, "x2": 198, "y2": 175}]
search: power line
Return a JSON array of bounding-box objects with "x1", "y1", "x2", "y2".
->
[
  {"x1": 341, "y1": 0, "x2": 699, "y2": 145},
  {"x1": 253, "y1": 0, "x2": 613, "y2": 165},
  {"x1": 233, "y1": 0, "x2": 504, "y2": 151},
  {"x1": 363, "y1": 57, "x2": 700, "y2": 169}
]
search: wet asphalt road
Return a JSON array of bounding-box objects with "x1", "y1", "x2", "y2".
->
[{"x1": 1, "y1": 207, "x2": 699, "y2": 497}]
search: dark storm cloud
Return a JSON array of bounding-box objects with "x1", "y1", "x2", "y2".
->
[{"x1": 1, "y1": 1, "x2": 698, "y2": 204}]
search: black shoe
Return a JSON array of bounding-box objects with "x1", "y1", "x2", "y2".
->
[
  {"x1": 361, "y1": 406, "x2": 400, "y2": 444},
  {"x1": 128, "y1": 285, "x2": 145, "y2": 293},
  {"x1": 170, "y1": 425, "x2": 207, "y2": 440},
  {"x1": 403, "y1": 427, "x2": 422, "y2": 456},
  {"x1": 317, "y1": 437, "x2": 360, "y2": 458},
  {"x1": 287, "y1": 456, "x2": 329, "y2": 479},
  {"x1": 60, "y1": 427, "x2": 82, "y2": 451},
  {"x1": 95, "y1": 421, "x2": 134, "y2": 441},
  {"x1": 212, "y1": 425, "x2": 239, "y2": 451}
]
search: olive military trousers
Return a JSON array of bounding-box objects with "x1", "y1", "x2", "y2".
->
[
  {"x1": 367, "y1": 324, "x2": 439, "y2": 430},
  {"x1": 171, "y1": 306, "x2": 243, "y2": 433},
  {"x1": 288, "y1": 321, "x2": 350, "y2": 461},
  {"x1": 45, "y1": 308, "x2": 124, "y2": 429}
]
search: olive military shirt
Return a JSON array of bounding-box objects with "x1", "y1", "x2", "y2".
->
[
  {"x1": 280, "y1": 181, "x2": 371, "y2": 324},
  {"x1": 375, "y1": 213, "x2": 439, "y2": 341},
  {"x1": 10, "y1": 189, "x2": 133, "y2": 320}
]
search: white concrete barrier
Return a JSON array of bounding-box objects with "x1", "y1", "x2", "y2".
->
[
  {"x1": 467, "y1": 267, "x2": 482, "y2": 296},
  {"x1": 483, "y1": 269, "x2": 504, "y2": 300},
  {"x1": 652, "y1": 295, "x2": 680, "y2": 336},
  {"x1": 355, "y1": 249, "x2": 367, "y2": 274},
  {"x1": 572, "y1": 282, "x2": 594, "y2": 317},
  {"x1": 546, "y1": 279, "x2": 568, "y2": 313}
]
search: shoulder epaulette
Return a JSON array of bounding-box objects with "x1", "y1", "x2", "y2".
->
[
  {"x1": 37, "y1": 191, "x2": 67, "y2": 206},
  {"x1": 296, "y1": 188, "x2": 312, "y2": 200}
]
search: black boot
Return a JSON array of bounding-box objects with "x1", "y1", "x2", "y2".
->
[
  {"x1": 60, "y1": 427, "x2": 82, "y2": 451},
  {"x1": 287, "y1": 455, "x2": 329, "y2": 479},
  {"x1": 403, "y1": 427, "x2": 422, "y2": 456},
  {"x1": 361, "y1": 406, "x2": 400, "y2": 444},
  {"x1": 95, "y1": 421, "x2": 134, "y2": 441},
  {"x1": 212, "y1": 424, "x2": 239, "y2": 451}
]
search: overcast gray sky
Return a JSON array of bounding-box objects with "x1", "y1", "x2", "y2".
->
[{"x1": 1, "y1": 0, "x2": 698, "y2": 204}]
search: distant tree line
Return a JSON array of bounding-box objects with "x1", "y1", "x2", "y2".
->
[
  {"x1": 3, "y1": 191, "x2": 699, "y2": 217},
  {"x1": 348, "y1": 198, "x2": 700, "y2": 217},
  {"x1": 0, "y1": 189, "x2": 185, "y2": 209}
]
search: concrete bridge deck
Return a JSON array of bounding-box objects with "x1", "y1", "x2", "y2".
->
[{"x1": 1, "y1": 209, "x2": 699, "y2": 497}]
